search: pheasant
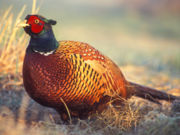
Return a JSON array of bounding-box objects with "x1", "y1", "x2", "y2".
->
[{"x1": 20, "y1": 15, "x2": 179, "y2": 122}]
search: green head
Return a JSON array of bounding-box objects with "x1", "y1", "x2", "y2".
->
[{"x1": 21, "y1": 15, "x2": 59, "y2": 53}]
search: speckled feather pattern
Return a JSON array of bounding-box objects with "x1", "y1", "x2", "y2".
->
[
  {"x1": 23, "y1": 41, "x2": 128, "y2": 118},
  {"x1": 23, "y1": 15, "x2": 179, "y2": 122}
]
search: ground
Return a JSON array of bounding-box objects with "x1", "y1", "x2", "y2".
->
[
  {"x1": 0, "y1": 2, "x2": 180, "y2": 134},
  {"x1": 0, "y1": 65, "x2": 179, "y2": 135}
]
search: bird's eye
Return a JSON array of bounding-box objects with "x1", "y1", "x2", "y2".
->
[{"x1": 34, "y1": 19, "x2": 39, "y2": 24}]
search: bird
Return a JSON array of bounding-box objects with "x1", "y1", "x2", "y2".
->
[{"x1": 20, "y1": 15, "x2": 179, "y2": 123}]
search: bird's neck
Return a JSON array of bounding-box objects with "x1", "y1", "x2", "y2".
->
[{"x1": 28, "y1": 30, "x2": 59, "y2": 53}]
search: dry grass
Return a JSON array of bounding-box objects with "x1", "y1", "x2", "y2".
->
[
  {"x1": 0, "y1": 0, "x2": 40, "y2": 87},
  {"x1": 0, "y1": 6, "x2": 27, "y2": 84},
  {"x1": 0, "y1": 66, "x2": 180, "y2": 135},
  {"x1": 0, "y1": 6, "x2": 27, "y2": 74},
  {"x1": 0, "y1": 2, "x2": 142, "y2": 134},
  {"x1": 0, "y1": 1, "x2": 180, "y2": 135},
  {"x1": 97, "y1": 100, "x2": 140, "y2": 130}
]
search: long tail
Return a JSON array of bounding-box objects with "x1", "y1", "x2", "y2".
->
[{"x1": 128, "y1": 81, "x2": 180, "y2": 104}]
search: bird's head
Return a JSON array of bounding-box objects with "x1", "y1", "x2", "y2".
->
[{"x1": 19, "y1": 15, "x2": 56, "y2": 37}]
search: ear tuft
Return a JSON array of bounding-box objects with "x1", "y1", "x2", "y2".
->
[{"x1": 48, "y1": 19, "x2": 57, "y2": 25}]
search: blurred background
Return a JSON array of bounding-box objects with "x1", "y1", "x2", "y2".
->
[
  {"x1": 0, "y1": 1, "x2": 180, "y2": 134},
  {"x1": 0, "y1": 0, "x2": 180, "y2": 76}
]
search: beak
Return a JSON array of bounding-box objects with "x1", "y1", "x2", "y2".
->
[{"x1": 17, "y1": 20, "x2": 30, "y2": 27}]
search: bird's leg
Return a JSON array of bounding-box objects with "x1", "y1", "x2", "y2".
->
[
  {"x1": 96, "y1": 95, "x2": 111, "y2": 113},
  {"x1": 55, "y1": 108, "x2": 71, "y2": 124}
]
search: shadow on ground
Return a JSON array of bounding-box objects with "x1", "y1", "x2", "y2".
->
[{"x1": 0, "y1": 83, "x2": 62, "y2": 125}]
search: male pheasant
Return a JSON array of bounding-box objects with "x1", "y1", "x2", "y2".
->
[{"x1": 21, "y1": 15, "x2": 179, "y2": 122}]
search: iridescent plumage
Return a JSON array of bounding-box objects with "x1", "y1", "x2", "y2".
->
[
  {"x1": 22, "y1": 15, "x2": 179, "y2": 122},
  {"x1": 23, "y1": 41, "x2": 129, "y2": 120}
]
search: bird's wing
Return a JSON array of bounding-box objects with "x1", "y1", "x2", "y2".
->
[{"x1": 57, "y1": 41, "x2": 128, "y2": 98}]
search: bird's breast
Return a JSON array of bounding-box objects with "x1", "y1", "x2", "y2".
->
[
  {"x1": 23, "y1": 52, "x2": 71, "y2": 107},
  {"x1": 23, "y1": 51, "x2": 105, "y2": 108}
]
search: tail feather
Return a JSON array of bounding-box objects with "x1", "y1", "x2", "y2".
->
[{"x1": 128, "y1": 82, "x2": 180, "y2": 104}]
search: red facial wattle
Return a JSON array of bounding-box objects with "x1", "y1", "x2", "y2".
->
[{"x1": 27, "y1": 16, "x2": 45, "y2": 34}]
